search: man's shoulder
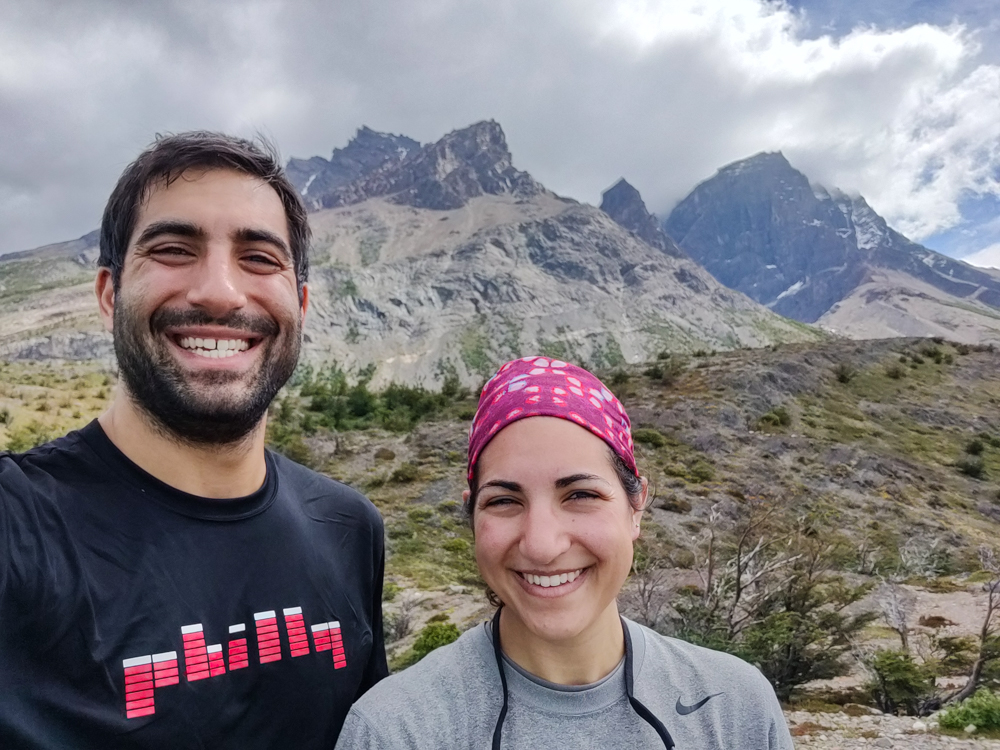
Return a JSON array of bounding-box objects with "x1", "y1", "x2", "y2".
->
[
  {"x1": 268, "y1": 450, "x2": 382, "y2": 528},
  {"x1": 0, "y1": 428, "x2": 91, "y2": 489}
]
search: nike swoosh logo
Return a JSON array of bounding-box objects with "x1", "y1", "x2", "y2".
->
[{"x1": 676, "y1": 692, "x2": 724, "y2": 715}]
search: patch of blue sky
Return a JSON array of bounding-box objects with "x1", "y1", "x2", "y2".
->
[
  {"x1": 785, "y1": 0, "x2": 1000, "y2": 63},
  {"x1": 923, "y1": 193, "x2": 1000, "y2": 262}
]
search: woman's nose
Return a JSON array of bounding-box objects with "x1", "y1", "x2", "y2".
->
[{"x1": 518, "y1": 503, "x2": 571, "y2": 564}]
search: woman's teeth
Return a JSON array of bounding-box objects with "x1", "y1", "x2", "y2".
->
[
  {"x1": 178, "y1": 337, "x2": 250, "y2": 358},
  {"x1": 521, "y1": 569, "x2": 582, "y2": 588}
]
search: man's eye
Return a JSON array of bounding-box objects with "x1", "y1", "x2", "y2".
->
[
  {"x1": 151, "y1": 246, "x2": 191, "y2": 256},
  {"x1": 243, "y1": 253, "x2": 281, "y2": 267}
]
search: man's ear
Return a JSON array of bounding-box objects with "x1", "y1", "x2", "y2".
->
[
  {"x1": 95, "y1": 268, "x2": 115, "y2": 333},
  {"x1": 299, "y1": 283, "x2": 309, "y2": 323}
]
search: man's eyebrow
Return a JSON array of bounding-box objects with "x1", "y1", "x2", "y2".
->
[
  {"x1": 555, "y1": 473, "x2": 609, "y2": 488},
  {"x1": 479, "y1": 480, "x2": 522, "y2": 493},
  {"x1": 234, "y1": 227, "x2": 291, "y2": 259},
  {"x1": 135, "y1": 220, "x2": 204, "y2": 246}
]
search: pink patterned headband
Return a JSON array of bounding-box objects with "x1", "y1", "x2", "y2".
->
[{"x1": 467, "y1": 356, "x2": 637, "y2": 482}]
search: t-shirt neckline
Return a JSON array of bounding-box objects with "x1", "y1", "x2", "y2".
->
[
  {"x1": 77, "y1": 419, "x2": 278, "y2": 521},
  {"x1": 480, "y1": 619, "x2": 647, "y2": 715}
]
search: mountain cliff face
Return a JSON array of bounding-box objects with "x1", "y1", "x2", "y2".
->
[
  {"x1": 664, "y1": 152, "x2": 1000, "y2": 341},
  {"x1": 286, "y1": 127, "x2": 420, "y2": 211},
  {"x1": 600, "y1": 179, "x2": 685, "y2": 258},
  {"x1": 0, "y1": 123, "x2": 819, "y2": 381},
  {"x1": 318, "y1": 120, "x2": 541, "y2": 211}
]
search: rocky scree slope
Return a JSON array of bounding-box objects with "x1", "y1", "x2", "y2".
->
[{"x1": 664, "y1": 152, "x2": 1000, "y2": 343}]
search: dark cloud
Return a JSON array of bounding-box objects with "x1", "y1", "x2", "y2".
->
[{"x1": 1, "y1": 0, "x2": 998, "y2": 262}]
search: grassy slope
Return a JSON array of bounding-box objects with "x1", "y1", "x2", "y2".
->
[{"x1": 4, "y1": 336, "x2": 1000, "y2": 665}]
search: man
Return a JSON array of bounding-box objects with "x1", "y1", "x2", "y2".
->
[{"x1": 0, "y1": 132, "x2": 387, "y2": 748}]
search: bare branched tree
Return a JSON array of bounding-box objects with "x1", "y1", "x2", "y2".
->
[
  {"x1": 384, "y1": 590, "x2": 423, "y2": 643},
  {"x1": 874, "y1": 577, "x2": 915, "y2": 652},
  {"x1": 621, "y1": 563, "x2": 674, "y2": 631},
  {"x1": 941, "y1": 546, "x2": 1000, "y2": 706}
]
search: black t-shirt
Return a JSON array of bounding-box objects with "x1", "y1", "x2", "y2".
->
[{"x1": 0, "y1": 420, "x2": 388, "y2": 749}]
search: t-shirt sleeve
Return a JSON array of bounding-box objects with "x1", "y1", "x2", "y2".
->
[
  {"x1": 758, "y1": 670, "x2": 794, "y2": 749},
  {"x1": 335, "y1": 707, "x2": 391, "y2": 750},
  {"x1": 356, "y1": 506, "x2": 388, "y2": 697}
]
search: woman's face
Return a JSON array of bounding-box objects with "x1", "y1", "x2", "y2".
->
[{"x1": 469, "y1": 417, "x2": 644, "y2": 644}]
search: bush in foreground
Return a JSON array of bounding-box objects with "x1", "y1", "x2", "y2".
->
[{"x1": 939, "y1": 689, "x2": 1000, "y2": 731}]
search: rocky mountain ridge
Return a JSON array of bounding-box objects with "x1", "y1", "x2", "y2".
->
[
  {"x1": 600, "y1": 178, "x2": 684, "y2": 258},
  {"x1": 0, "y1": 122, "x2": 817, "y2": 382},
  {"x1": 286, "y1": 126, "x2": 420, "y2": 211},
  {"x1": 315, "y1": 120, "x2": 542, "y2": 211},
  {"x1": 664, "y1": 152, "x2": 1000, "y2": 342}
]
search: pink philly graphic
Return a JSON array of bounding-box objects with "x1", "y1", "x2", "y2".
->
[
  {"x1": 467, "y1": 356, "x2": 636, "y2": 481},
  {"x1": 122, "y1": 606, "x2": 347, "y2": 719}
]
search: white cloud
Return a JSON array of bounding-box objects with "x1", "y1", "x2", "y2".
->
[
  {"x1": 962, "y1": 242, "x2": 1000, "y2": 269},
  {"x1": 0, "y1": 0, "x2": 997, "y2": 253}
]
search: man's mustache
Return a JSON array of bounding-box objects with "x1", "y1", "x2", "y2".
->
[{"x1": 149, "y1": 308, "x2": 280, "y2": 338}]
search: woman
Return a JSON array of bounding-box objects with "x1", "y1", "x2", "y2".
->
[{"x1": 337, "y1": 357, "x2": 793, "y2": 749}]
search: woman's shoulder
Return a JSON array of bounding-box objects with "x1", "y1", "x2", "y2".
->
[
  {"x1": 626, "y1": 618, "x2": 771, "y2": 690},
  {"x1": 339, "y1": 622, "x2": 500, "y2": 747}
]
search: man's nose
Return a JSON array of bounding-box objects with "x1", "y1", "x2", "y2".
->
[
  {"x1": 185, "y1": 247, "x2": 247, "y2": 315},
  {"x1": 519, "y1": 502, "x2": 571, "y2": 564}
]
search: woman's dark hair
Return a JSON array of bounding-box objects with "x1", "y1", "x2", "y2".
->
[{"x1": 99, "y1": 131, "x2": 310, "y2": 299}]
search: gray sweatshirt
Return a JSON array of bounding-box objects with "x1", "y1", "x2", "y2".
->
[{"x1": 336, "y1": 618, "x2": 793, "y2": 749}]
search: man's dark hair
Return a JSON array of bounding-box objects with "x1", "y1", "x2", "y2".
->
[{"x1": 99, "y1": 131, "x2": 310, "y2": 297}]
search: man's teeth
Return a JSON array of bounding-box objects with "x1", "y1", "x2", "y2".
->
[
  {"x1": 177, "y1": 337, "x2": 251, "y2": 358},
  {"x1": 521, "y1": 570, "x2": 582, "y2": 588}
]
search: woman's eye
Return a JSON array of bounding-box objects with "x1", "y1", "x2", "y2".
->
[
  {"x1": 483, "y1": 496, "x2": 516, "y2": 508},
  {"x1": 567, "y1": 490, "x2": 599, "y2": 501}
]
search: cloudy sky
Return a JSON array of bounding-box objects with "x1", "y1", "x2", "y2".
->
[{"x1": 2, "y1": 0, "x2": 999, "y2": 266}]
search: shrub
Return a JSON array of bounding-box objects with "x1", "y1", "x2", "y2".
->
[
  {"x1": 609, "y1": 370, "x2": 630, "y2": 387},
  {"x1": 866, "y1": 649, "x2": 936, "y2": 715},
  {"x1": 382, "y1": 581, "x2": 401, "y2": 602},
  {"x1": 834, "y1": 362, "x2": 856, "y2": 384},
  {"x1": 758, "y1": 406, "x2": 792, "y2": 429},
  {"x1": 885, "y1": 363, "x2": 906, "y2": 379},
  {"x1": 967, "y1": 439, "x2": 986, "y2": 456},
  {"x1": 442, "y1": 538, "x2": 469, "y2": 553},
  {"x1": 391, "y1": 462, "x2": 420, "y2": 483},
  {"x1": 0, "y1": 408, "x2": 9, "y2": 425},
  {"x1": 939, "y1": 689, "x2": 1000, "y2": 731},
  {"x1": 687, "y1": 460, "x2": 715, "y2": 483},
  {"x1": 5, "y1": 421, "x2": 56, "y2": 453},
  {"x1": 957, "y1": 457, "x2": 986, "y2": 480},
  {"x1": 633, "y1": 428, "x2": 668, "y2": 448},
  {"x1": 410, "y1": 622, "x2": 460, "y2": 662}
]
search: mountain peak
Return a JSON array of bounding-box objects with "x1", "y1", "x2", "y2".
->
[
  {"x1": 601, "y1": 178, "x2": 684, "y2": 257},
  {"x1": 286, "y1": 127, "x2": 420, "y2": 209},
  {"x1": 320, "y1": 120, "x2": 541, "y2": 211}
]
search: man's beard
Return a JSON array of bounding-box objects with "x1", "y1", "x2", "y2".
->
[{"x1": 113, "y1": 297, "x2": 300, "y2": 446}]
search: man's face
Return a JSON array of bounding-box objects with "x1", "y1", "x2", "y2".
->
[{"x1": 101, "y1": 168, "x2": 307, "y2": 445}]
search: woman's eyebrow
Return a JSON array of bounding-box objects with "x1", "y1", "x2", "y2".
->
[
  {"x1": 555, "y1": 473, "x2": 609, "y2": 488},
  {"x1": 480, "y1": 480, "x2": 522, "y2": 492}
]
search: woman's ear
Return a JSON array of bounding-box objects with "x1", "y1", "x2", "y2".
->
[{"x1": 631, "y1": 476, "x2": 649, "y2": 541}]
